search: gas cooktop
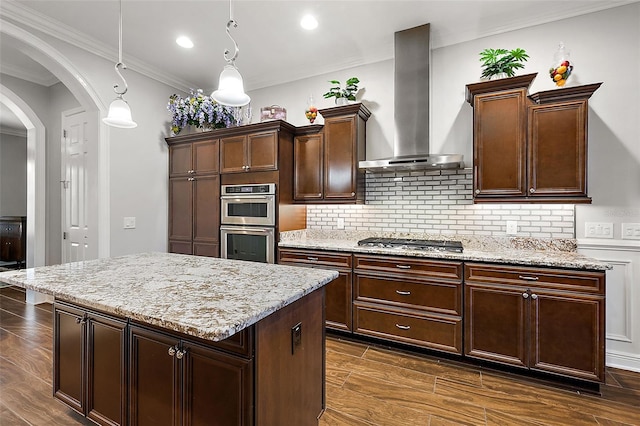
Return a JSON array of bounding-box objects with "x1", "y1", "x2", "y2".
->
[{"x1": 357, "y1": 237, "x2": 464, "y2": 253}]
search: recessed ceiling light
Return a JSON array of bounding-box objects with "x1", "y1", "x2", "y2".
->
[
  {"x1": 300, "y1": 14, "x2": 318, "y2": 30},
  {"x1": 176, "y1": 36, "x2": 194, "y2": 49}
]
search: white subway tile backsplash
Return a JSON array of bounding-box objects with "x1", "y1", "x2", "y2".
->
[{"x1": 305, "y1": 169, "x2": 576, "y2": 238}]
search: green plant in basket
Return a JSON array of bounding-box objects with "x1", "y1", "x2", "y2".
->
[{"x1": 479, "y1": 48, "x2": 529, "y2": 79}]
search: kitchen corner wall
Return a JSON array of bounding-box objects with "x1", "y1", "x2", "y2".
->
[{"x1": 306, "y1": 169, "x2": 575, "y2": 237}]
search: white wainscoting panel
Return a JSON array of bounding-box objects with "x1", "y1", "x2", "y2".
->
[{"x1": 578, "y1": 239, "x2": 640, "y2": 372}]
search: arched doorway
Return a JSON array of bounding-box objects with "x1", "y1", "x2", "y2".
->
[{"x1": 0, "y1": 19, "x2": 110, "y2": 271}]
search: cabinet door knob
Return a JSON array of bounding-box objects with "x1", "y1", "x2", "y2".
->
[
  {"x1": 475, "y1": 189, "x2": 480, "y2": 194},
  {"x1": 176, "y1": 348, "x2": 188, "y2": 360},
  {"x1": 188, "y1": 170, "x2": 195, "y2": 174},
  {"x1": 395, "y1": 324, "x2": 411, "y2": 330},
  {"x1": 522, "y1": 292, "x2": 529, "y2": 299},
  {"x1": 188, "y1": 177, "x2": 195, "y2": 181},
  {"x1": 395, "y1": 290, "x2": 411, "y2": 296},
  {"x1": 531, "y1": 294, "x2": 538, "y2": 300},
  {"x1": 351, "y1": 192, "x2": 355, "y2": 196},
  {"x1": 529, "y1": 188, "x2": 536, "y2": 193},
  {"x1": 317, "y1": 193, "x2": 322, "y2": 197},
  {"x1": 168, "y1": 346, "x2": 177, "y2": 357}
]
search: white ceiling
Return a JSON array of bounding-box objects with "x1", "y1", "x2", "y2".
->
[{"x1": 0, "y1": 0, "x2": 637, "y2": 131}]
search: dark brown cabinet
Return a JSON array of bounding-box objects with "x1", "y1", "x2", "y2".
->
[
  {"x1": 466, "y1": 74, "x2": 601, "y2": 203},
  {"x1": 129, "y1": 325, "x2": 253, "y2": 426},
  {"x1": 278, "y1": 248, "x2": 353, "y2": 332},
  {"x1": 0, "y1": 216, "x2": 26, "y2": 268},
  {"x1": 353, "y1": 255, "x2": 464, "y2": 355},
  {"x1": 464, "y1": 262, "x2": 605, "y2": 382},
  {"x1": 167, "y1": 137, "x2": 220, "y2": 257},
  {"x1": 220, "y1": 131, "x2": 278, "y2": 173},
  {"x1": 293, "y1": 103, "x2": 370, "y2": 204},
  {"x1": 54, "y1": 302, "x2": 127, "y2": 426}
]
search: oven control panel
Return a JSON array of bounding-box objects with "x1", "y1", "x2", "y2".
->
[{"x1": 222, "y1": 183, "x2": 276, "y2": 196}]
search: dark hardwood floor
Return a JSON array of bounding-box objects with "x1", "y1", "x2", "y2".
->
[{"x1": 1, "y1": 285, "x2": 639, "y2": 425}]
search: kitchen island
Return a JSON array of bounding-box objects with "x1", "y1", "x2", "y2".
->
[{"x1": 0, "y1": 252, "x2": 339, "y2": 426}]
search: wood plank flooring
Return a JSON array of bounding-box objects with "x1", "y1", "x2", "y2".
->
[{"x1": 1, "y1": 285, "x2": 639, "y2": 425}]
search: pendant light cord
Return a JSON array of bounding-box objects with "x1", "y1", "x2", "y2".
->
[{"x1": 113, "y1": 0, "x2": 128, "y2": 96}]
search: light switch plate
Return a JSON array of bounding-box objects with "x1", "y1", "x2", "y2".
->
[
  {"x1": 336, "y1": 218, "x2": 345, "y2": 230},
  {"x1": 123, "y1": 217, "x2": 136, "y2": 229},
  {"x1": 585, "y1": 222, "x2": 613, "y2": 239},
  {"x1": 622, "y1": 223, "x2": 640, "y2": 240}
]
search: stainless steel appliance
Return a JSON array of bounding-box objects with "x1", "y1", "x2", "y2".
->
[
  {"x1": 220, "y1": 184, "x2": 277, "y2": 263},
  {"x1": 357, "y1": 237, "x2": 463, "y2": 253}
]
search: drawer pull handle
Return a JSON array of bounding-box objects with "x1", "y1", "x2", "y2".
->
[
  {"x1": 396, "y1": 265, "x2": 411, "y2": 270},
  {"x1": 395, "y1": 324, "x2": 411, "y2": 330},
  {"x1": 518, "y1": 275, "x2": 539, "y2": 281},
  {"x1": 307, "y1": 257, "x2": 319, "y2": 261},
  {"x1": 395, "y1": 290, "x2": 411, "y2": 296}
]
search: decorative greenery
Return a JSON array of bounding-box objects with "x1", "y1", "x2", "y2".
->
[
  {"x1": 167, "y1": 89, "x2": 236, "y2": 135},
  {"x1": 479, "y1": 48, "x2": 529, "y2": 79},
  {"x1": 322, "y1": 77, "x2": 361, "y2": 101}
]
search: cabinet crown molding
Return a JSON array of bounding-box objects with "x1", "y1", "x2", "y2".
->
[{"x1": 465, "y1": 73, "x2": 538, "y2": 105}]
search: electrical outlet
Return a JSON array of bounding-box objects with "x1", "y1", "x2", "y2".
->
[
  {"x1": 506, "y1": 221, "x2": 518, "y2": 235},
  {"x1": 585, "y1": 222, "x2": 613, "y2": 239},
  {"x1": 336, "y1": 218, "x2": 345, "y2": 230},
  {"x1": 123, "y1": 217, "x2": 136, "y2": 229},
  {"x1": 622, "y1": 223, "x2": 640, "y2": 240}
]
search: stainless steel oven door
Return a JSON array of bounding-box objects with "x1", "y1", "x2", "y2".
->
[
  {"x1": 220, "y1": 226, "x2": 275, "y2": 264},
  {"x1": 220, "y1": 194, "x2": 276, "y2": 226}
]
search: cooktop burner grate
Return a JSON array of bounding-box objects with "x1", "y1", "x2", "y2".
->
[{"x1": 357, "y1": 237, "x2": 463, "y2": 253}]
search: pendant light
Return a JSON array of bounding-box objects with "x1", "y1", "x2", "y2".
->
[
  {"x1": 102, "y1": 0, "x2": 137, "y2": 128},
  {"x1": 211, "y1": 0, "x2": 250, "y2": 107}
]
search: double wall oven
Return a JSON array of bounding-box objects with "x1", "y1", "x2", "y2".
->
[{"x1": 220, "y1": 183, "x2": 276, "y2": 263}]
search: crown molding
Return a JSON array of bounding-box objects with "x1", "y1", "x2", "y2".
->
[
  {"x1": 0, "y1": 63, "x2": 59, "y2": 87},
  {"x1": 0, "y1": 1, "x2": 194, "y2": 93},
  {"x1": 0, "y1": 126, "x2": 27, "y2": 137}
]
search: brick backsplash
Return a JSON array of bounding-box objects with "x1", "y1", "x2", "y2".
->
[{"x1": 306, "y1": 169, "x2": 576, "y2": 238}]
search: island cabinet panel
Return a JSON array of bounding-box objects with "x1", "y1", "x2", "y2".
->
[
  {"x1": 464, "y1": 262, "x2": 605, "y2": 383},
  {"x1": 54, "y1": 302, "x2": 127, "y2": 426},
  {"x1": 129, "y1": 325, "x2": 253, "y2": 426},
  {"x1": 353, "y1": 255, "x2": 463, "y2": 355},
  {"x1": 167, "y1": 137, "x2": 220, "y2": 258},
  {"x1": 278, "y1": 248, "x2": 353, "y2": 332}
]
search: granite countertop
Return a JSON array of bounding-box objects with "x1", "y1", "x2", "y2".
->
[
  {"x1": 279, "y1": 230, "x2": 611, "y2": 271},
  {"x1": 0, "y1": 252, "x2": 338, "y2": 341}
]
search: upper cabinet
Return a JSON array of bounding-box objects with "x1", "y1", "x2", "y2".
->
[
  {"x1": 293, "y1": 103, "x2": 370, "y2": 204},
  {"x1": 466, "y1": 74, "x2": 601, "y2": 203},
  {"x1": 220, "y1": 131, "x2": 278, "y2": 174}
]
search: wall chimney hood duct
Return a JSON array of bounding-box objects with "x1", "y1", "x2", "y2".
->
[{"x1": 359, "y1": 23, "x2": 464, "y2": 172}]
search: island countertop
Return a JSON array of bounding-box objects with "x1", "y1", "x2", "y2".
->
[{"x1": 0, "y1": 252, "x2": 339, "y2": 341}]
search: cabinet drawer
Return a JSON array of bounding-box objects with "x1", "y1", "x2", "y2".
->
[
  {"x1": 354, "y1": 255, "x2": 462, "y2": 281},
  {"x1": 465, "y1": 263, "x2": 604, "y2": 294},
  {"x1": 278, "y1": 249, "x2": 352, "y2": 269},
  {"x1": 354, "y1": 304, "x2": 462, "y2": 355},
  {"x1": 354, "y1": 274, "x2": 461, "y2": 316}
]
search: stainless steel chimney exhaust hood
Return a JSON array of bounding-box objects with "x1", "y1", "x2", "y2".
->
[{"x1": 359, "y1": 24, "x2": 464, "y2": 172}]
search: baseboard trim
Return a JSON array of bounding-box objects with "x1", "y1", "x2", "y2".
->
[{"x1": 606, "y1": 349, "x2": 640, "y2": 373}]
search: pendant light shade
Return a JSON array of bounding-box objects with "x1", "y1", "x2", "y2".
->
[
  {"x1": 212, "y1": 0, "x2": 250, "y2": 107},
  {"x1": 103, "y1": 96, "x2": 137, "y2": 128},
  {"x1": 212, "y1": 64, "x2": 250, "y2": 107},
  {"x1": 102, "y1": 0, "x2": 137, "y2": 129}
]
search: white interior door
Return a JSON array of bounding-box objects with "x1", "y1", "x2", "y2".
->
[{"x1": 62, "y1": 109, "x2": 97, "y2": 263}]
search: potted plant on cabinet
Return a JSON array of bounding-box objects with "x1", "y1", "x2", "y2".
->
[
  {"x1": 479, "y1": 48, "x2": 529, "y2": 80},
  {"x1": 323, "y1": 77, "x2": 361, "y2": 105}
]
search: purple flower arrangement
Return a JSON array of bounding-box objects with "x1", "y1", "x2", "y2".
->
[{"x1": 167, "y1": 89, "x2": 236, "y2": 135}]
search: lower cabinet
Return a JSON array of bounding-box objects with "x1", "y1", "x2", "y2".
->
[
  {"x1": 464, "y1": 262, "x2": 605, "y2": 382},
  {"x1": 278, "y1": 248, "x2": 353, "y2": 332},
  {"x1": 128, "y1": 325, "x2": 253, "y2": 426},
  {"x1": 353, "y1": 255, "x2": 464, "y2": 355},
  {"x1": 54, "y1": 302, "x2": 127, "y2": 426}
]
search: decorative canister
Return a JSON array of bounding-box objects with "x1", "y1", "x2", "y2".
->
[
  {"x1": 549, "y1": 43, "x2": 574, "y2": 87},
  {"x1": 260, "y1": 105, "x2": 287, "y2": 122}
]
